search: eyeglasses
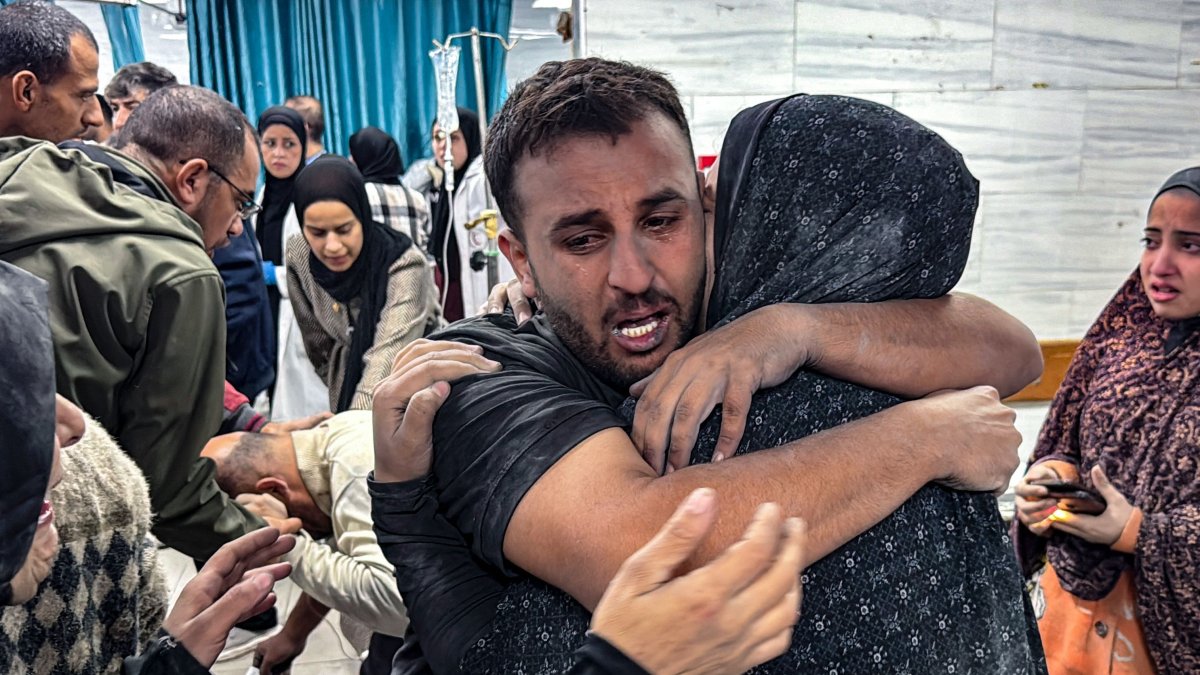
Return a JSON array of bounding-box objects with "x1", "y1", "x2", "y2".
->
[
  {"x1": 207, "y1": 164, "x2": 262, "y2": 220},
  {"x1": 179, "y1": 159, "x2": 261, "y2": 220}
]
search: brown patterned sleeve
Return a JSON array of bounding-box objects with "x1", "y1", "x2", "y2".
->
[
  {"x1": 350, "y1": 247, "x2": 437, "y2": 409},
  {"x1": 286, "y1": 236, "x2": 334, "y2": 382},
  {"x1": 1136, "y1": 504, "x2": 1200, "y2": 671}
]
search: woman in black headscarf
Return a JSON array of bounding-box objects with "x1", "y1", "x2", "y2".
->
[
  {"x1": 350, "y1": 126, "x2": 406, "y2": 182},
  {"x1": 647, "y1": 93, "x2": 1045, "y2": 673},
  {"x1": 255, "y1": 106, "x2": 308, "y2": 328},
  {"x1": 0, "y1": 262, "x2": 64, "y2": 609},
  {"x1": 256, "y1": 106, "x2": 332, "y2": 420},
  {"x1": 350, "y1": 126, "x2": 433, "y2": 257},
  {"x1": 286, "y1": 156, "x2": 441, "y2": 412},
  {"x1": 426, "y1": 107, "x2": 513, "y2": 322}
]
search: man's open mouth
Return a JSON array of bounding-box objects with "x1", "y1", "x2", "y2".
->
[{"x1": 611, "y1": 312, "x2": 670, "y2": 353}]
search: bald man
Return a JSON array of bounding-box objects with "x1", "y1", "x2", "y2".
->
[{"x1": 202, "y1": 411, "x2": 406, "y2": 672}]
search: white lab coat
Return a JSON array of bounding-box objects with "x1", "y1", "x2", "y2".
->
[
  {"x1": 441, "y1": 157, "x2": 515, "y2": 315},
  {"x1": 262, "y1": 197, "x2": 330, "y2": 420}
]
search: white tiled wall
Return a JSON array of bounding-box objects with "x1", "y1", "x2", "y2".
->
[{"x1": 584, "y1": 0, "x2": 1200, "y2": 339}]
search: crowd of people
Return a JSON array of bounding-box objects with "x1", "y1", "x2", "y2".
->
[{"x1": 0, "y1": 1, "x2": 1196, "y2": 673}]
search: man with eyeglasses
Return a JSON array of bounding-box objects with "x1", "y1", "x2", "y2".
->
[{"x1": 0, "y1": 85, "x2": 301, "y2": 569}]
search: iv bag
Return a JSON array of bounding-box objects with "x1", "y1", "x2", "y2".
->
[{"x1": 430, "y1": 45, "x2": 461, "y2": 135}]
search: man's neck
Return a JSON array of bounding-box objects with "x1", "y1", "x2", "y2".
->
[
  {"x1": 306, "y1": 143, "x2": 324, "y2": 160},
  {"x1": 289, "y1": 428, "x2": 332, "y2": 516}
]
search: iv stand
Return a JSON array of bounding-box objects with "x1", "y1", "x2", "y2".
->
[{"x1": 430, "y1": 29, "x2": 518, "y2": 291}]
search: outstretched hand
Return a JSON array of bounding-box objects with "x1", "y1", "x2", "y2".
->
[
  {"x1": 591, "y1": 488, "x2": 806, "y2": 675},
  {"x1": 163, "y1": 527, "x2": 295, "y2": 668}
]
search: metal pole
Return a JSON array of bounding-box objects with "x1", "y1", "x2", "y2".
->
[
  {"x1": 570, "y1": 0, "x2": 587, "y2": 58},
  {"x1": 469, "y1": 28, "x2": 490, "y2": 160},
  {"x1": 468, "y1": 28, "x2": 498, "y2": 287}
]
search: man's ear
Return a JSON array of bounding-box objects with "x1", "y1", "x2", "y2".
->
[
  {"x1": 500, "y1": 229, "x2": 538, "y2": 300},
  {"x1": 9, "y1": 71, "x2": 38, "y2": 113},
  {"x1": 173, "y1": 158, "x2": 211, "y2": 210},
  {"x1": 254, "y1": 476, "x2": 290, "y2": 501},
  {"x1": 698, "y1": 169, "x2": 716, "y2": 216}
]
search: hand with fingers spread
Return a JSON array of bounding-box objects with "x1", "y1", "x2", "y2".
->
[
  {"x1": 1014, "y1": 462, "x2": 1071, "y2": 536},
  {"x1": 479, "y1": 278, "x2": 535, "y2": 324},
  {"x1": 1045, "y1": 465, "x2": 1137, "y2": 546},
  {"x1": 372, "y1": 339, "x2": 502, "y2": 482},
  {"x1": 162, "y1": 527, "x2": 296, "y2": 668},
  {"x1": 630, "y1": 305, "x2": 808, "y2": 474},
  {"x1": 590, "y1": 488, "x2": 806, "y2": 675},
  {"x1": 915, "y1": 386, "x2": 1023, "y2": 494}
]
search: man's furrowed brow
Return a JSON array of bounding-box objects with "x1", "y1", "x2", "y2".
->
[
  {"x1": 550, "y1": 208, "x2": 604, "y2": 233},
  {"x1": 639, "y1": 188, "x2": 687, "y2": 210}
]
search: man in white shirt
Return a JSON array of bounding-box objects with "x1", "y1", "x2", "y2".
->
[{"x1": 202, "y1": 410, "x2": 406, "y2": 672}]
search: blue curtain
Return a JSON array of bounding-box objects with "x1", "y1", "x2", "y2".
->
[
  {"x1": 101, "y1": 4, "x2": 145, "y2": 69},
  {"x1": 186, "y1": 0, "x2": 512, "y2": 164}
]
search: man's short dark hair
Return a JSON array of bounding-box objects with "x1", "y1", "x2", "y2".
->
[
  {"x1": 104, "y1": 61, "x2": 178, "y2": 100},
  {"x1": 0, "y1": 0, "x2": 97, "y2": 84},
  {"x1": 484, "y1": 58, "x2": 692, "y2": 239},
  {"x1": 112, "y1": 85, "x2": 252, "y2": 175},
  {"x1": 285, "y1": 94, "x2": 324, "y2": 143}
]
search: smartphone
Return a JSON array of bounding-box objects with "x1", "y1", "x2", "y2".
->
[{"x1": 1034, "y1": 480, "x2": 1107, "y2": 515}]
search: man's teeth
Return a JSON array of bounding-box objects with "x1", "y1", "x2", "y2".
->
[{"x1": 619, "y1": 318, "x2": 660, "y2": 338}]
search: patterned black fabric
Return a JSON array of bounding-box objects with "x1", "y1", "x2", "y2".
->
[{"x1": 462, "y1": 95, "x2": 1045, "y2": 673}]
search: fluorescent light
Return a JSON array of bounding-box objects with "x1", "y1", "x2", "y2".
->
[{"x1": 531, "y1": 0, "x2": 571, "y2": 9}]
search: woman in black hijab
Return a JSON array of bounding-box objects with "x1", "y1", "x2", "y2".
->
[
  {"x1": 256, "y1": 106, "x2": 308, "y2": 331},
  {"x1": 350, "y1": 126, "x2": 405, "y2": 183},
  {"x1": 426, "y1": 107, "x2": 483, "y2": 322},
  {"x1": 655, "y1": 93, "x2": 1045, "y2": 673},
  {"x1": 0, "y1": 262, "x2": 65, "y2": 608},
  {"x1": 351, "y1": 126, "x2": 433, "y2": 257},
  {"x1": 286, "y1": 156, "x2": 441, "y2": 412}
]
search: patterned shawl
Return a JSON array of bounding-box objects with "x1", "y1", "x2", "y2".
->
[{"x1": 1016, "y1": 269, "x2": 1200, "y2": 672}]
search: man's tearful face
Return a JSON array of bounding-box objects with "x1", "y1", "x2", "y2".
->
[{"x1": 506, "y1": 113, "x2": 707, "y2": 390}]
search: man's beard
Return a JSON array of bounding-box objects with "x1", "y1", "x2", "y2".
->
[{"x1": 533, "y1": 273, "x2": 705, "y2": 392}]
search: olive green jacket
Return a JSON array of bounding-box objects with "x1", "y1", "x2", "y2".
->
[{"x1": 0, "y1": 137, "x2": 260, "y2": 558}]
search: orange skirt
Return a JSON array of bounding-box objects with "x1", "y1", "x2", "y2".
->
[{"x1": 1034, "y1": 563, "x2": 1156, "y2": 675}]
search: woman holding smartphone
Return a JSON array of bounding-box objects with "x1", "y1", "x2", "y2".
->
[{"x1": 1013, "y1": 168, "x2": 1200, "y2": 674}]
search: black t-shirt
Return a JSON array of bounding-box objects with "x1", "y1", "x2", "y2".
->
[{"x1": 428, "y1": 311, "x2": 628, "y2": 574}]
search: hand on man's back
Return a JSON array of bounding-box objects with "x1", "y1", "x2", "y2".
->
[
  {"x1": 629, "y1": 304, "x2": 808, "y2": 474},
  {"x1": 916, "y1": 386, "x2": 1022, "y2": 494},
  {"x1": 591, "y1": 488, "x2": 806, "y2": 675},
  {"x1": 372, "y1": 339, "x2": 502, "y2": 482}
]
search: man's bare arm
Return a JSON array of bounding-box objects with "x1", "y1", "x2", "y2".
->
[
  {"x1": 795, "y1": 293, "x2": 1041, "y2": 399},
  {"x1": 632, "y1": 292, "x2": 1040, "y2": 471},
  {"x1": 504, "y1": 386, "x2": 1019, "y2": 610}
]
